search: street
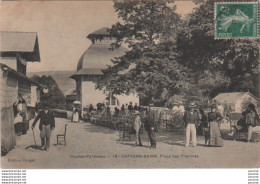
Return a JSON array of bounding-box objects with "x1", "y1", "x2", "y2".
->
[{"x1": 1, "y1": 118, "x2": 259, "y2": 168}]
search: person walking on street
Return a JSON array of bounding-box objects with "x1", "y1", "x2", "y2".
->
[
  {"x1": 32, "y1": 104, "x2": 55, "y2": 151},
  {"x1": 144, "y1": 110, "x2": 157, "y2": 148},
  {"x1": 183, "y1": 102, "x2": 199, "y2": 147},
  {"x1": 134, "y1": 111, "x2": 142, "y2": 146}
]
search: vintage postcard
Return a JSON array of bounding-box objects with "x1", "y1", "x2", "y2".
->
[{"x1": 0, "y1": 0, "x2": 259, "y2": 169}]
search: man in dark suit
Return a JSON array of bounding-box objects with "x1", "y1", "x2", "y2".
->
[
  {"x1": 144, "y1": 109, "x2": 156, "y2": 148},
  {"x1": 183, "y1": 102, "x2": 199, "y2": 147},
  {"x1": 128, "y1": 102, "x2": 133, "y2": 113},
  {"x1": 32, "y1": 104, "x2": 55, "y2": 151}
]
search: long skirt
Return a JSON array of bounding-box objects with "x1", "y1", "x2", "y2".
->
[
  {"x1": 209, "y1": 121, "x2": 223, "y2": 147},
  {"x1": 72, "y1": 112, "x2": 79, "y2": 122}
]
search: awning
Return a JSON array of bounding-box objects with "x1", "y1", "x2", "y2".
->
[{"x1": 0, "y1": 63, "x2": 40, "y2": 86}]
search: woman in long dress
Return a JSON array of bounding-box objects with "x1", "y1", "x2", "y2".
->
[
  {"x1": 208, "y1": 104, "x2": 223, "y2": 147},
  {"x1": 72, "y1": 105, "x2": 80, "y2": 122},
  {"x1": 14, "y1": 94, "x2": 29, "y2": 135}
]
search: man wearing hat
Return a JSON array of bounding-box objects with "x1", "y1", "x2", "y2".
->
[
  {"x1": 183, "y1": 102, "x2": 199, "y2": 147},
  {"x1": 144, "y1": 109, "x2": 157, "y2": 148},
  {"x1": 134, "y1": 111, "x2": 142, "y2": 146},
  {"x1": 32, "y1": 104, "x2": 55, "y2": 151}
]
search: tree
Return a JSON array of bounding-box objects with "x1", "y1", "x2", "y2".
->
[
  {"x1": 30, "y1": 75, "x2": 66, "y2": 109},
  {"x1": 177, "y1": 0, "x2": 259, "y2": 98},
  {"x1": 97, "y1": 0, "x2": 187, "y2": 106}
]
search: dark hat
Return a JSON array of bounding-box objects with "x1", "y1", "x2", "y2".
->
[
  {"x1": 211, "y1": 104, "x2": 217, "y2": 109},
  {"x1": 43, "y1": 103, "x2": 50, "y2": 108},
  {"x1": 248, "y1": 103, "x2": 256, "y2": 110}
]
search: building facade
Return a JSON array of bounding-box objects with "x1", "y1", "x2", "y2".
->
[
  {"x1": 0, "y1": 31, "x2": 41, "y2": 154},
  {"x1": 212, "y1": 92, "x2": 259, "y2": 113},
  {"x1": 0, "y1": 32, "x2": 41, "y2": 108},
  {"x1": 70, "y1": 27, "x2": 139, "y2": 111}
]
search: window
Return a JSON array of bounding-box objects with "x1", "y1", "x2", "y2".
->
[{"x1": 105, "y1": 96, "x2": 119, "y2": 106}]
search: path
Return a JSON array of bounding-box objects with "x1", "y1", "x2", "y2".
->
[{"x1": 1, "y1": 118, "x2": 259, "y2": 168}]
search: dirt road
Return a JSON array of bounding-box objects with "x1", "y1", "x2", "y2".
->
[{"x1": 1, "y1": 118, "x2": 259, "y2": 168}]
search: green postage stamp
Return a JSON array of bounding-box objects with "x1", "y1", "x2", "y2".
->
[{"x1": 215, "y1": 2, "x2": 259, "y2": 39}]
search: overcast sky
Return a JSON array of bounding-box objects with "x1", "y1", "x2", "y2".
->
[{"x1": 0, "y1": 1, "x2": 196, "y2": 72}]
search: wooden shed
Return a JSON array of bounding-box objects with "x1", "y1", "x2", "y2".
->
[
  {"x1": 212, "y1": 92, "x2": 259, "y2": 113},
  {"x1": 0, "y1": 31, "x2": 41, "y2": 154}
]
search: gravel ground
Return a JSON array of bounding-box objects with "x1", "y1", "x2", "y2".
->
[{"x1": 1, "y1": 118, "x2": 259, "y2": 168}]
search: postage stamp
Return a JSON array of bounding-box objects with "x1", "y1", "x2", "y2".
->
[{"x1": 215, "y1": 2, "x2": 259, "y2": 39}]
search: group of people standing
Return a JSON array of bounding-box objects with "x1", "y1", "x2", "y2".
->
[
  {"x1": 89, "y1": 102, "x2": 141, "y2": 117},
  {"x1": 184, "y1": 102, "x2": 259, "y2": 147},
  {"x1": 132, "y1": 101, "x2": 259, "y2": 149},
  {"x1": 183, "y1": 102, "x2": 226, "y2": 147},
  {"x1": 133, "y1": 109, "x2": 157, "y2": 148}
]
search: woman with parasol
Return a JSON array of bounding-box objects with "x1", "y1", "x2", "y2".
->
[{"x1": 72, "y1": 101, "x2": 81, "y2": 122}]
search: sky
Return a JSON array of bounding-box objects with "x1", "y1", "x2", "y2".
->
[{"x1": 0, "y1": 1, "x2": 196, "y2": 72}]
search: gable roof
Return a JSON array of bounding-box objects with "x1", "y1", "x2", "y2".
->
[
  {"x1": 212, "y1": 92, "x2": 258, "y2": 104},
  {"x1": 0, "y1": 31, "x2": 40, "y2": 62}
]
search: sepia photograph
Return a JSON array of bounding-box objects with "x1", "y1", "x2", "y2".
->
[{"x1": 0, "y1": 0, "x2": 259, "y2": 169}]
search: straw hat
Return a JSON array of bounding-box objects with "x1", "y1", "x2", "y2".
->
[
  {"x1": 133, "y1": 111, "x2": 140, "y2": 115},
  {"x1": 189, "y1": 102, "x2": 196, "y2": 108}
]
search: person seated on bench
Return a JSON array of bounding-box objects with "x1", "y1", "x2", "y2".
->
[{"x1": 228, "y1": 104, "x2": 259, "y2": 142}]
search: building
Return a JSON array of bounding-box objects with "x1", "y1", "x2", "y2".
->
[
  {"x1": 212, "y1": 92, "x2": 259, "y2": 113},
  {"x1": 0, "y1": 31, "x2": 41, "y2": 154},
  {"x1": 70, "y1": 27, "x2": 139, "y2": 111}
]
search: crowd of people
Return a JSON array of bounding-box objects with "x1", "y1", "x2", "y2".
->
[
  {"x1": 78, "y1": 99, "x2": 260, "y2": 148},
  {"x1": 22, "y1": 91, "x2": 259, "y2": 151},
  {"x1": 172, "y1": 101, "x2": 259, "y2": 147},
  {"x1": 77, "y1": 102, "x2": 142, "y2": 122},
  {"x1": 117, "y1": 101, "x2": 259, "y2": 148}
]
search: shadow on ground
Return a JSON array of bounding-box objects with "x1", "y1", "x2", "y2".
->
[
  {"x1": 83, "y1": 124, "x2": 117, "y2": 134},
  {"x1": 24, "y1": 145, "x2": 43, "y2": 152}
]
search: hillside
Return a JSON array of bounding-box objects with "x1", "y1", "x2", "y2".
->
[{"x1": 28, "y1": 70, "x2": 76, "y2": 95}]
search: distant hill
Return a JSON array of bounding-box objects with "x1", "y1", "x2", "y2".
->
[{"x1": 28, "y1": 70, "x2": 76, "y2": 95}]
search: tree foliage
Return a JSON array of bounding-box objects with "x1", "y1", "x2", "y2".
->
[
  {"x1": 97, "y1": 0, "x2": 188, "y2": 106},
  {"x1": 177, "y1": 0, "x2": 259, "y2": 97},
  {"x1": 97, "y1": 0, "x2": 259, "y2": 106},
  {"x1": 30, "y1": 75, "x2": 66, "y2": 109}
]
